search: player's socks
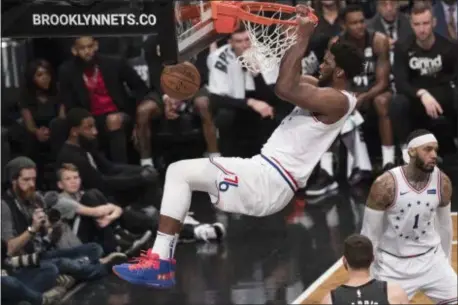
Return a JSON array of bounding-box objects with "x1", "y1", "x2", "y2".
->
[
  {"x1": 141, "y1": 158, "x2": 154, "y2": 167},
  {"x1": 381, "y1": 145, "x2": 395, "y2": 167},
  {"x1": 152, "y1": 232, "x2": 176, "y2": 260},
  {"x1": 353, "y1": 131, "x2": 372, "y2": 172}
]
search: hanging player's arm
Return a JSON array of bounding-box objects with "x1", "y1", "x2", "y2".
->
[
  {"x1": 356, "y1": 33, "x2": 390, "y2": 105},
  {"x1": 437, "y1": 171, "x2": 453, "y2": 262},
  {"x1": 275, "y1": 11, "x2": 348, "y2": 117},
  {"x1": 360, "y1": 172, "x2": 395, "y2": 250}
]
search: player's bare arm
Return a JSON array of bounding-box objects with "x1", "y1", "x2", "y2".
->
[
  {"x1": 275, "y1": 7, "x2": 348, "y2": 117},
  {"x1": 357, "y1": 33, "x2": 390, "y2": 104},
  {"x1": 300, "y1": 75, "x2": 319, "y2": 86},
  {"x1": 387, "y1": 282, "x2": 409, "y2": 304},
  {"x1": 440, "y1": 171, "x2": 453, "y2": 207},
  {"x1": 366, "y1": 172, "x2": 396, "y2": 211},
  {"x1": 361, "y1": 172, "x2": 395, "y2": 247},
  {"x1": 320, "y1": 292, "x2": 332, "y2": 304}
]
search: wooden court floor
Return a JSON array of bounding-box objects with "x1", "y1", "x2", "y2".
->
[{"x1": 296, "y1": 214, "x2": 458, "y2": 304}]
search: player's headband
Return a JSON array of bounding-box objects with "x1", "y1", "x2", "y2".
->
[{"x1": 404, "y1": 133, "x2": 438, "y2": 163}]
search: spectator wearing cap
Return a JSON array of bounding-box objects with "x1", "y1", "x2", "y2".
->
[{"x1": 1, "y1": 156, "x2": 127, "y2": 283}]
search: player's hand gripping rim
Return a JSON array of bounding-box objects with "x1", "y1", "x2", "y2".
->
[{"x1": 295, "y1": 5, "x2": 319, "y2": 32}]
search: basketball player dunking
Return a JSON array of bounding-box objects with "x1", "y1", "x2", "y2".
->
[
  {"x1": 112, "y1": 5, "x2": 364, "y2": 288},
  {"x1": 361, "y1": 129, "x2": 457, "y2": 304},
  {"x1": 321, "y1": 234, "x2": 409, "y2": 305}
]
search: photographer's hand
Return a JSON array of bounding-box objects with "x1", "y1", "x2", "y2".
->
[{"x1": 31, "y1": 209, "x2": 46, "y2": 232}]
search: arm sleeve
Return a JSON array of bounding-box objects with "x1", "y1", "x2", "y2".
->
[
  {"x1": 435, "y1": 204, "x2": 453, "y2": 260},
  {"x1": 360, "y1": 207, "x2": 385, "y2": 250},
  {"x1": 393, "y1": 43, "x2": 419, "y2": 100}
]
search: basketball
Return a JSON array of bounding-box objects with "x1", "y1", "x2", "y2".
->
[{"x1": 160, "y1": 62, "x2": 201, "y2": 100}]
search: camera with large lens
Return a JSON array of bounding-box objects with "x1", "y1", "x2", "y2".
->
[
  {"x1": 45, "y1": 207, "x2": 61, "y2": 225},
  {"x1": 2, "y1": 240, "x2": 41, "y2": 270}
]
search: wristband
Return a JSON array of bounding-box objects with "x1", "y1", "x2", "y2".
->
[
  {"x1": 27, "y1": 226, "x2": 37, "y2": 235},
  {"x1": 417, "y1": 89, "x2": 427, "y2": 98}
]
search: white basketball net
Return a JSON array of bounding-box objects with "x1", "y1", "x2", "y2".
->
[{"x1": 237, "y1": 8, "x2": 298, "y2": 74}]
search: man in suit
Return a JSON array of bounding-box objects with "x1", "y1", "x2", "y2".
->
[
  {"x1": 368, "y1": 1, "x2": 414, "y2": 47},
  {"x1": 59, "y1": 36, "x2": 162, "y2": 166},
  {"x1": 433, "y1": 0, "x2": 458, "y2": 41}
]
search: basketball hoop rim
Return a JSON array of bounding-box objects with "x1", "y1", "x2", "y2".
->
[{"x1": 177, "y1": 1, "x2": 318, "y2": 33}]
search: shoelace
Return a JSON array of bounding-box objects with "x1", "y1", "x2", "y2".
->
[{"x1": 128, "y1": 251, "x2": 160, "y2": 271}]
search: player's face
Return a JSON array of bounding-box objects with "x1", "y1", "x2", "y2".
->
[
  {"x1": 378, "y1": 1, "x2": 399, "y2": 23},
  {"x1": 413, "y1": 142, "x2": 438, "y2": 172},
  {"x1": 411, "y1": 11, "x2": 435, "y2": 42},
  {"x1": 344, "y1": 11, "x2": 366, "y2": 40},
  {"x1": 230, "y1": 31, "x2": 251, "y2": 57},
  {"x1": 72, "y1": 37, "x2": 98, "y2": 63},
  {"x1": 318, "y1": 51, "x2": 336, "y2": 86}
]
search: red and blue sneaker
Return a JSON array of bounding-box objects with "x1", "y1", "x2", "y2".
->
[{"x1": 112, "y1": 249, "x2": 175, "y2": 288}]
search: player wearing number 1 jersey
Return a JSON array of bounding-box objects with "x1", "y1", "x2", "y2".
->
[{"x1": 361, "y1": 129, "x2": 456, "y2": 304}]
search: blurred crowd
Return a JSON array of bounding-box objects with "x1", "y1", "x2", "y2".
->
[{"x1": 1, "y1": 0, "x2": 457, "y2": 304}]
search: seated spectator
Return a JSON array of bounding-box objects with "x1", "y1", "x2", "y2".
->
[
  {"x1": 433, "y1": 0, "x2": 458, "y2": 42},
  {"x1": 392, "y1": 2, "x2": 458, "y2": 159},
  {"x1": 56, "y1": 108, "x2": 161, "y2": 209},
  {"x1": 367, "y1": 0, "x2": 414, "y2": 93},
  {"x1": 1, "y1": 239, "x2": 65, "y2": 305},
  {"x1": 56, "y1": 109, "x2": 226, "y2": 243},
  {"x1": 312, "y1": 0, "x2": 343, "y2": 40},
  {"x1": 13, "y1": 59, "x2": 67, "y2": 163},
  {"x1": 334, "y1": 5, "x2": 395, "y2": 170},
  {"x1": 1, "y1": 156, "x2": 127, "y2": 284},
  {"x1": 59, "y1": 36, "x2": 162, "y2": 165},
  {"x1": 50, "y1": 163, "x2": 152, "y2": 255},
  {"x1": 144, "y1": 36, "x2": 220, "y2": 158}
]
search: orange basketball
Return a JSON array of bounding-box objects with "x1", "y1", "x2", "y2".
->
[{"x1": 160, "y1": 62, "x2": 201, "y2": 101}]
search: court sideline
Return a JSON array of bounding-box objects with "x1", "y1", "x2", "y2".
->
[{"x1": 293, "y1": 213, "x2": 458, "y2": 304}]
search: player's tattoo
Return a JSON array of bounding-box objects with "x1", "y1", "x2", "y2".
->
[
  {"x1": 366, "y1": 172, "x2": 395, "y2": 211},
  {"x1": 440, "y1": 171, "x2": 452, "y2": 207},
  {"x1": 402, "y1": 165, "x2": 431, "y2": 191}
]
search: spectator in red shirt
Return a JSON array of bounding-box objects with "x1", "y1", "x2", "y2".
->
[{"x1": 59, "y1": 36, "x2": 161, "y2": 166}]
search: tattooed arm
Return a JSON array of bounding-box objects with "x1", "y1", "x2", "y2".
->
[
  {"x1": 361, "y1": 172, "x2": 395, "y2": 250},
  {"x1": 436, "y1": 171, "x2": 453, "y2": 260}
]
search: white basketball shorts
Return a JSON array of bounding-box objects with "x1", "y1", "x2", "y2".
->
[
  {"x1": 372, "y1": 246, "x2": 457, "y2": 303},
  {"x1": 208, "y1": 154, "x2": 297, "y2": 217}
]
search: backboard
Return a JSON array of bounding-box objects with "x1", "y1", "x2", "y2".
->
[{"x1": 173, "y1": 1, "x2": 226, "y2": 62}]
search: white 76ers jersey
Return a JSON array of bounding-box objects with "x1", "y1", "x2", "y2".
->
[
  {"x1": 378, "y1": 166, "x2": 442, "y2": 257},
  {"x1": 261, "y1": 90, "x2": 356, "y2": 189}
]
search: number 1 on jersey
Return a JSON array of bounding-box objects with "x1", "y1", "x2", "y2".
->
[{"x1": 413, "y1": 214, "x2": 420, "y2": 229}]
